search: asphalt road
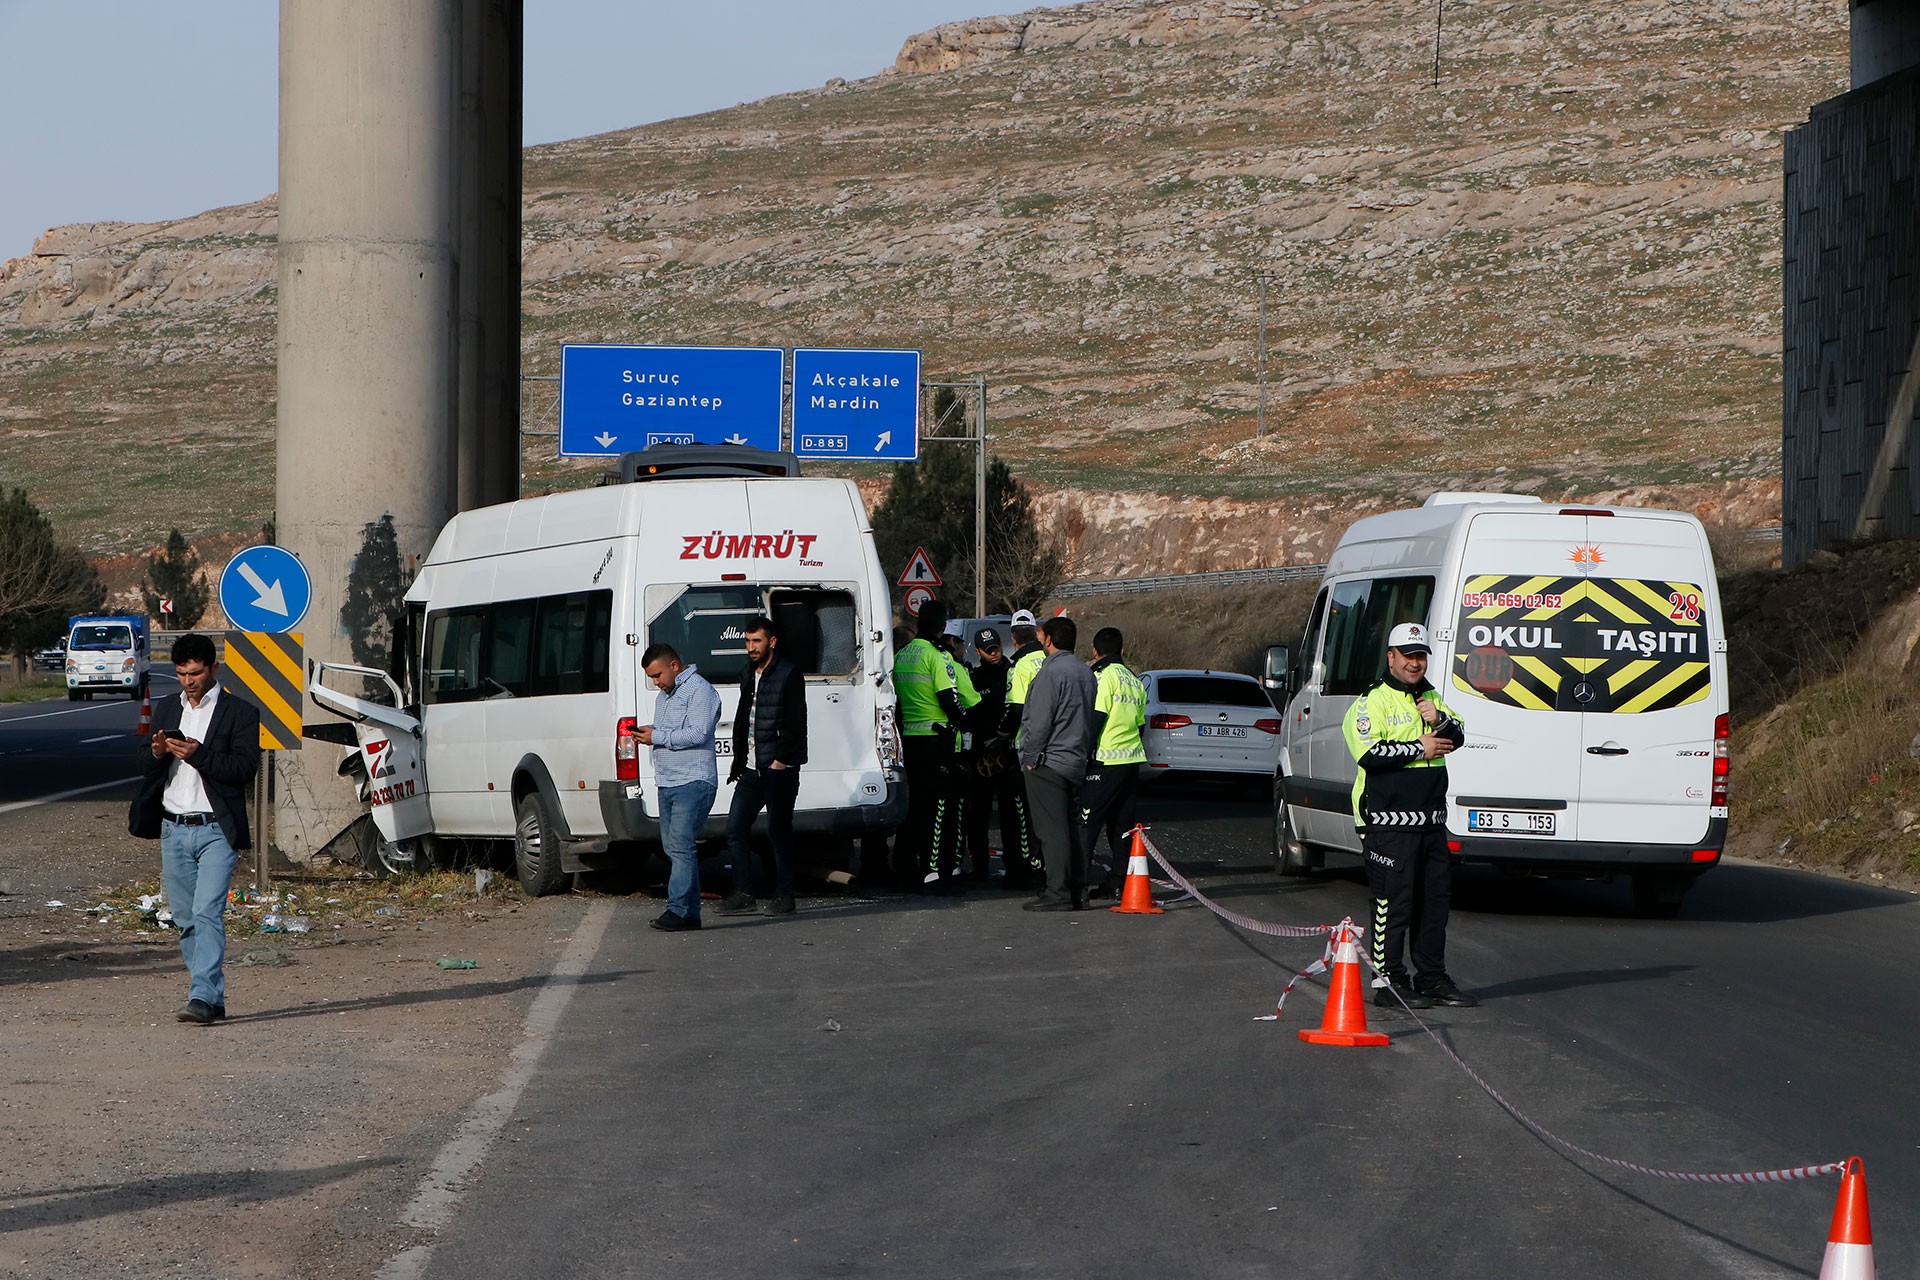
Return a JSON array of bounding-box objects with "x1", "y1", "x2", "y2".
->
[
  {"x1": 402, "y1": 784, "x2": 1919, "y2": 1280},
  {"x1": 0, "y1": 665, "x2": 176, "y2": 809}
]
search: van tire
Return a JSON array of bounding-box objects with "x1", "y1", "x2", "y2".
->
[
  {"x1": 1273, "y1": 793, "x2": 1315, "y2": 877},
  {"x1": 514, "y1": 791, "x2": 568, "y2": 897},
  {"x1": 1630, "y1": 871, "x2": 1689, "y2": 919}
]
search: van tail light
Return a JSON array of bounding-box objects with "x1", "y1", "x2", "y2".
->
[
  {"x1": 615, "y1": 717, "x2": 641, "y2": 780},
  {"x1": 875, "y1": 703, "x2": 902, "y2": 770},
  {"x1": 1559, "y1": 507, "x2": 1615, "y2": 516},
  {"x1": 1447, "y1": 839, "x2": 1462, "y2": 854},
  {"x1": 1692, "y1": 849, "x2": 1720, "y2": 863},
  {"x1": 1252, "y1": 718, "x2": 1282, "y2": 735},
  {"x1": 1710, "y1": 712, "x2": 1730, "y2": 806},
  {"x1": 1150, "y1": 713, "x2": 1192, "y2": 730}
]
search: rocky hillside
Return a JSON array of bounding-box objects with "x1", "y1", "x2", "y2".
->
[{"x1": 0, "y1": 0, "x2": 1848, "y2": 560}]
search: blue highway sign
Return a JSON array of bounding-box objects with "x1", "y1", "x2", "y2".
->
[
  {"x1": 791, "y1": 348, "x2": 922, "y2": 461},
  {"x1": 220, "y1": 544, "x2": 312, "y2": 634},
  {"x1": 559, "y1": 344, "x2": 785, "y2": 457}
]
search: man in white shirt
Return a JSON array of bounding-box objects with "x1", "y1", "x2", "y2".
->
[{"x1": 129, "y1": 634, "x2": 261, "y2": 1025}]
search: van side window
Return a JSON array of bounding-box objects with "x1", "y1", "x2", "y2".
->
[
  {"x1": 1322, "y1": 575, "x2": 1435, "y2": 696},
  {"x1": 424, "y1": 589, "x2": 612, "y2": 705},
  {"x1": 1297, "y1": 589, "x2": 1330, "y2": 689}
]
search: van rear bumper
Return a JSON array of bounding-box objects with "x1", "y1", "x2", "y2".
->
[
  {"x1": 1452, "y1": 817, "x2": 1726, "y2": 874},
  {"x1": 598, "y1": 776, "x2": 908, "y2": 843}
]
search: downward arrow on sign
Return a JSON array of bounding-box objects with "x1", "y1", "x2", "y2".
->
[
  {"x1": 236, "y1": 561, "x2": 288, "y2": 616},
  {"x1": 595, "y1": 432, "x2": 618, "y2": 448}
]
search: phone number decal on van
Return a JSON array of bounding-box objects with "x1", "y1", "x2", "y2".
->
[{"x1": 1452, "y1": 575, "x2": 1712, "y2": 714}]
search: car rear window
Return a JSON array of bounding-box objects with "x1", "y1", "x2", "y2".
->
[{"x1": 1156, "y1": 676, "x2": 1270, "y2": 707}]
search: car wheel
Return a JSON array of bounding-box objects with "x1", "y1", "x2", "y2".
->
[
  {"x1": 514, "y1": 790, "x2": 569, "y2": 897},
  {"x1": 1630, "y1": 871, "x2": 1689, "y2": 919},
  {"x1": 1273, "y1": 788, "x2": 1315, "y2": 877},
  {"x1": 67, "y1": 689, "x2": 81, "y2": 702}
]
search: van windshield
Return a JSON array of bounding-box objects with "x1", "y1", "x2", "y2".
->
[
  {"x1": 70, "y1": 625, "x2": 133, "y2": 651},
  {"x1": 645, "y1": 584, "x2": 859, "y2": 681},
  {"x1": 1451, "y1": 574, "x2": 1711, "y2": 713}
]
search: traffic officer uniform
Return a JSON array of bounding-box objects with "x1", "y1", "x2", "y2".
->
[
  {"x1": 893, "y1": 633, "x2": 965, "y2": 891},
  {"x1": 997, "y1": 611, "x2": 1050, "y2": 890},
  {"x1": 941, "y1": 641, "x2": 981, "y2": 886},
  {"x1": 965, "y1": 629, "x2": 1041, "y2": 887},
  {"x1": 1081, "y1": 653, "x2": 1147, "y2": 894},
  {"x1": 1342, "y1": 623, "x2": 1473, "y2": 1008}
]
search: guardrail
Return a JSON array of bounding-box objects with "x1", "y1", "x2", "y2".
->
[{"x1": 1051, "y1": 526, "x2": 1784, "y2": 598}]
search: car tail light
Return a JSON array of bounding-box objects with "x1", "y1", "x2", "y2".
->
[
  {"x1": 615, "y1": 716, "x2": 641, "y2": 781},
  {"x1": 1149, "y1": 713, "x2": 1192, "y2": 730},
  {"x1": 1710, "y1": 712, "x2": 1729, "y2": 806},
  {"x1": 1253, "y1": 718, "x2": 1282, "y2": 735}
]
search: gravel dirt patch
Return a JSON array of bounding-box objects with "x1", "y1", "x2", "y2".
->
[{"x1": 0, "y1": 786, "x2": 601, "y2": 1279}]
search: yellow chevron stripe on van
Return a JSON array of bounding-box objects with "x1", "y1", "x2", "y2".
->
[
  {"x1": 1617, "y1": 662, "x2": 1710, "y2": 713},
  {"x1": 1606, "y1": 658, "x2": 1658, "y2": 692},
  {"x1": 1577, "y1": 581, "x2": 1648, "y2": 624}
]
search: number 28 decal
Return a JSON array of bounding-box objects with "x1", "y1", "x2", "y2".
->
[{"x1": 1667, "y1": 591, "x2": 1702, "y2": 622}]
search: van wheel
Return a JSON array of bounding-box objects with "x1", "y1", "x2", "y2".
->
[
  {"x1": 514, "y1": 791, "x2": 568, "y2": 897},
  {"x1": 68, "y1": 689, "x2": 81, "y2": 702},
  {"x1": 1273, "y1": 793, "x2": 1314, "y2": 877},
  {"x1": 1630, "y1": 871, "x2": 1689, "y2": 919}
]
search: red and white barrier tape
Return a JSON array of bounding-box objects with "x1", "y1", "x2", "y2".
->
[{"x1": 1138, "y1": 831, "x2": 1849, "y2": 1187}]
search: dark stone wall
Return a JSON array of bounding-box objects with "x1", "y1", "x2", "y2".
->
[{"x1": 1782, "y1": 66, "x2": 1920, "y2": 564}]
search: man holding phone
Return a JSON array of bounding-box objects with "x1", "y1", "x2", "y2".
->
[
  {"x1": 128, "y1": 634, "x2": 261, "y2": 1025},
  {"x1": 1342, "y1": 622, "x2": 1476, "y2": 1011}
]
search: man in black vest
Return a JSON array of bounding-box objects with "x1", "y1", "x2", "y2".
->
[
  {"x1": 717, "y1": 615, "x2": 809, "y2": 917},
  {"x1": 128, "y1": 633, "x2": 262, "y2": 1025}
]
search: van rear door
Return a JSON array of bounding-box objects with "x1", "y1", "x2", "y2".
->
[
  {"x1": 1447, "y1": 512, "x2": 1590, "y2": 842},
  {"x1": 1563, "y1": 515, "x2": 1719, "y2": 846}
]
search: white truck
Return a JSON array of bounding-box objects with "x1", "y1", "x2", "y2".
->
[
  {"x1": 65, "y1": 614, "x2": 150, "y2": 701},
  {"x1": 309, "y1": 445, "x2": 906, "y2": 894},
  {"x1": 1266, "y1": 494, "x2": 1729, "y2": 917}
]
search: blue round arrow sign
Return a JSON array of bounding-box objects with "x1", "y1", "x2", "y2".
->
[{"x1": 219, "y1": 545, "x2": 313, "y2": 633}]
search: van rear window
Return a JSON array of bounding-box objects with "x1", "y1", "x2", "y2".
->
[
  {"x1": 1452, "y1": 575, "x2": 1711, "y2": 713},
  {"x1": 646, "y1": 584, "x2": 859, "y2": 681}
]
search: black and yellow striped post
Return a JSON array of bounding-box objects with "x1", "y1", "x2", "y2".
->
[{"x1": 223, "y1": 631, "x2": 304, "y2": 891}]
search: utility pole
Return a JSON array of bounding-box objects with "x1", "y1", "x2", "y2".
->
[
  {"x1": 1256, "y1": 272, "x2": 1271, "y2": 440},
  {"x1": 924, "y1": 377, "x2": 990, "y2": 617}
]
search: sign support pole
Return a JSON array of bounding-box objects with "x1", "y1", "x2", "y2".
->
[
  {"x1": 255, "y1": 753, "x2": 270, "y2": 893},
  {"x1": 974, "y1": 374, "x2": 987, "y2": 618}
]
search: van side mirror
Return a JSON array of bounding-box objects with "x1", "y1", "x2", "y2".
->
[{"x1": 1263, "y1": 644, "x2": 1293, "y2": 696}]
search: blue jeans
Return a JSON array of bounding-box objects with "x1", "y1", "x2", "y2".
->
[
  {"x1": 657, "y1": 779, "x2": 716, "y2": 920},
  {"x1": 161, "y1": 817, "x2": 238, "y2": 1007}
]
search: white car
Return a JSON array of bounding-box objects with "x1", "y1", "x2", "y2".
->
[{"x1": 1140, "y1": 669, "x2": 1282, "y2": 785}]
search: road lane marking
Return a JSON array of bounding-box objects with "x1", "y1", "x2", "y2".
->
[
  {"x1": 1, "y1": 703, "x2": 133, "y2": 724},
  {"x1": 0, "y1": 776, "x2": 142, "y2": 816},
  {"x1": 374, "y1": 898, "x2": 616, "y2": 1280},
  {"x1": 80, "y1": 734, "x2": 125, "y2": 745}
]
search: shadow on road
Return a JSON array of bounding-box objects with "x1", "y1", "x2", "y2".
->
[
  {"x1": 0, "y1": 938, "x2": 177, "y2": 988},
  {"x1": 0, "y1": 1156, "x2": 405, "y2": 1234},
  {"x1": 1470, "y1": 963, "x2": 1695, "y2": 1000},
  {"x1": 236, "y1": 968, "x2": 648, "y2": 1024}
]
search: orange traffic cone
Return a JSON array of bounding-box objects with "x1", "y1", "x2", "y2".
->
[
  {"x1": 135, "y1": 697, "x2": 152, "y2": 739},
  {"x1": 1299, "y1": 919, "x2": 1390, "y2": 1047},
  {"x1": 1818, "y1": 1157, "x2": 1874, "y2": 1280},
  {"x1": 1109, "y1": 826, "x2": 1164, "y2": 915}
]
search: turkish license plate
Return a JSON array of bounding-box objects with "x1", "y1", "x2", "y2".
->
[
  {"x1": 1467, "y1": 808, "x2": 1557, "y2": 835},
  {"x1": 1196, "y1": 725, "x2": 1247, "y2": 738},
  {"x1": 84, "y1": 675, "x2": 118, "y2": 684}
]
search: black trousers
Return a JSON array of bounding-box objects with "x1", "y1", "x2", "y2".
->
[
  {"x1": 1362, "y1": 825, "x2": 1453, "y2": 983},
  {"x1": 726, "y1": 766, "x2": 800, "y2": 898},
  {"x1": 1025, "y1": 764, "x2": 1084, "y2": 901},
  {"x1": 1077, "y1": 761, "x2": 1139, "y2": 881},
  {"x1": 899, "y1": 735, "x2": 964, "y2": 885},
  {"x1": 966, "y1": 745, "x2": 1040, "y2": 880}
]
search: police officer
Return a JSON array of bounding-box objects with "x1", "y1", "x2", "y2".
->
[
  {"x1": 1342, "y1": 622, "x2": 1477, "y2": 1010},
  {"x1": 965, "y1": 625, "x2": 1042, "y2": 889},
  {"x1": 892, "y1": 599, "x2": 966, "y2": 892},
  {"x1": 999, "y1": 608, "x2": 1045, "y2": 738},
  {"x1": 1082, "y1": 627, "x2": 1147, "y2": 899}
]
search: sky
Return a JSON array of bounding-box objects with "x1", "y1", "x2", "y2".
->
[{"x1": 0, "y1": 1, "x2": 1008, "y2": 260}]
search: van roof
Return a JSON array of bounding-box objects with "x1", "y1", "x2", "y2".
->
[{"x1": 1333, "y1": 497, "x2": 1702, "y2": 567}]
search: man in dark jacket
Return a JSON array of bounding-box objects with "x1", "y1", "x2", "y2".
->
[
  {"x1": 1018, "y1": 616, "x2": 1098, "y2": 912},
  {"x1": 128, "y1": 633, "x2": 262, "y2": 1025},
  {"x1": 717, "y1": 615, "x2": 808, "y2": 917},
  {"x1": 964, "y1": 626, "x2": 1040, "y2": 888}
]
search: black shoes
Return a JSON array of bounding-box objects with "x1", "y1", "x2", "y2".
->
[
  {"x1": 177, "y1": 999, "x2": 216, "y2": 1025},
  {"x1": 1415, "y1": 974, "x2": 1480, "y2": 1007},
  {"x1": 763, "y1": 895, "x2": 796, "y2": 916},
  {"x1": 1088, "y1": 876, "x2": 1123, "y2": 901},
  {"x1": 649, "y1": 910, "x2": 700, "y2": 932},
  {"x1": 715, "y1": 892, "x2": 757, "y2": 915},
  {"x1": 1022, "y1": 894, "x2": 1080, "y2": 912},
  {"x1": 1373, "y1": 979, "x2": 1435, "y2": 1010}
]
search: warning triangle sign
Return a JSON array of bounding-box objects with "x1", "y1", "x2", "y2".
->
[{"x1": 898, "y1": 546, "x2": 942, "y2": 587}]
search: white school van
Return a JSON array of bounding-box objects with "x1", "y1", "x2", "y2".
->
[
  {"x1": 309, "y1": 446, "x2": 906, "y2": 894},
  {"x1": 1265, "y1": 494, "x2": 1729, "y2": 917}
]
